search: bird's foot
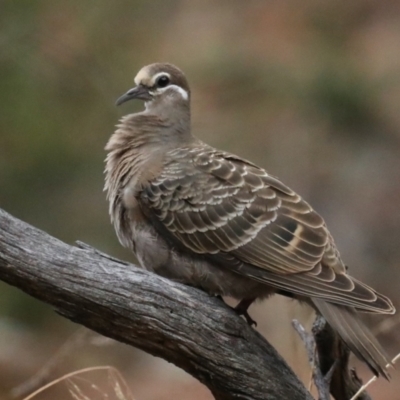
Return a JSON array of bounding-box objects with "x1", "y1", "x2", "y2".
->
[
  {"x1": 234, "y1": 298, "x2": 257, "y2": 327},
  {"x1": 235, "y1": 308, "x2": 257, "y2": 327},
  {"x1": 215, "y1": 296, "x2": 257, "y2": 327}
]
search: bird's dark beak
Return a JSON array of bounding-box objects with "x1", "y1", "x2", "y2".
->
[{"x1": 115, "y1": 85, "x2": 152, "y2": 106}]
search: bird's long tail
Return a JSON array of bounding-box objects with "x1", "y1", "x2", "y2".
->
[{"x1": 312, "y1": 298, "x2": 391, "y2": 379}]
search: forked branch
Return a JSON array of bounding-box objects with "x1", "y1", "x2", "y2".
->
[{"x1": 0, "y1": 208, "x2": 374, "y2": 400}]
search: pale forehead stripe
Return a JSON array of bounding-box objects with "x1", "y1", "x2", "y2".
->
[
  {"x1": 134, "y1": 68, "x2": 150, "y2": 85},
  {"x1": 134, "y1": 69, "x2": 172, "y2": 86}
]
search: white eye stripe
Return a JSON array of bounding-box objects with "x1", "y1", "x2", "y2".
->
[{"x1": 156, "y1": 85, "x2": 189, "y2": 101}]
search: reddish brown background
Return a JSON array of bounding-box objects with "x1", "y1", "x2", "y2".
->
[{"x1": 1, "y1": 1, "x2": 399, "y2": 399}]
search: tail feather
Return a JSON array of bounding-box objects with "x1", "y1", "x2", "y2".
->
[{"x1": 313, "y1": 298, "x2": 391, "y2": 379}]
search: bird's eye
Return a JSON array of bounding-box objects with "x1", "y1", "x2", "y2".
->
[{"x1": 156, "y1": 75, "x2": 170, "y2": 88}]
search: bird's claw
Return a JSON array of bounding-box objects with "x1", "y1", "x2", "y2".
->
[
  {"x1": 234, "y1": 299, "x2": 257, "y2": 327},
  {"x1": 215, "y1": 295, "x2": 258, "y2": 327},
  {"x1": 240, "y1": 310, "x2": 257, "y2": 327}
]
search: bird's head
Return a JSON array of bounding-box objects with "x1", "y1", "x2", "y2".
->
[{"x1": 116, "y1": 63, "x2": 191, "y2": 110}]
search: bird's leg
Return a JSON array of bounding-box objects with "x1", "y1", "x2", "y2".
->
[
  {"x1": 234, "y1": 298, "x2": 257, "y2": 327},
  {"x1": 214, "y1": 296, "x2": 257, "y2": 326}
]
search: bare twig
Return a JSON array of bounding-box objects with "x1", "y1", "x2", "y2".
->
[
  {"x1": 21, "y1": 366, "x2": 133, "y2": 400},
  {"x1": 312, "y1": 316, "x2": 373, "y2": 400},
  {"x1": 292, "y1": 319, "x2": 334, "y2": 400},
  {"x1": 12, "y1": 327, "x2": 115, "y2": 398},
  {"x1": 12, "y1": 329, "x2": 91, "y2": 398},
  {"x1": 350, "y1": 352, "x2": 400, "y2": 400}
]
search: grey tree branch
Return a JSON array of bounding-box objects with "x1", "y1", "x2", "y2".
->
[{"x1": 0, "y1": 208, "x2": 313, "y2": 400}]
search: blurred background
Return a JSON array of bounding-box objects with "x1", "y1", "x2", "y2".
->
[{"x1": 1, "y1": 0, "x2": 400, "y2": 399}]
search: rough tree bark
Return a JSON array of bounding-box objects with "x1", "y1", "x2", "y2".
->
[{"x1": 0, "y1": 208, "x2": 315, "y2": 400}]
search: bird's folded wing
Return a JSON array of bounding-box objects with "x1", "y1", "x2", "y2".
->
[
  {"x1": 139, "y1": 147, "x2": 393, "y2": 313},
  {"x1": 141, "y1": 147, "x2": 328, "y2": 273}
]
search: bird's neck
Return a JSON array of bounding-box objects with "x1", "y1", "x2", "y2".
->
[
  {"x1": 109, "y1": 108, "x2": 192, "y2": 149},
  {"x1": 104, "y1": 110, "x2": 193, "y2": 216}
]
